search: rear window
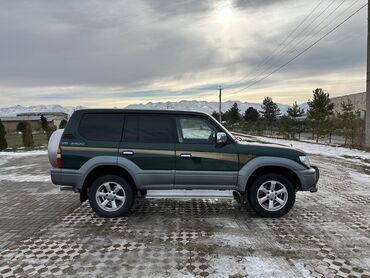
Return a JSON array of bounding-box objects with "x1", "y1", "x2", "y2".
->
[
  {"x1": 79, "y1": 113, "x2": 123, "y2": 141},
  {"x1": 123, "y1": 114, "x2": 174, "y2": 143}
]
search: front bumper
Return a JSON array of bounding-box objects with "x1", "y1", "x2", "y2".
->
[{"x1": 298, "y1": 165, "x2": 319, "y2": 192}]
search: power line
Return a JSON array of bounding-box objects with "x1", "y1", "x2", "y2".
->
[
  {"x1": 287, "y1": 0, "x2": 362, "y2": 58},
  {"x1": 241, "y1": 0, "x2": 344, "y2": 89},
  {"x1": 231, "y1": 0, "x2": 325, "y2": 86},
  {"x1": 232, "y1": 2, "x2": 368, "y2": 94}
]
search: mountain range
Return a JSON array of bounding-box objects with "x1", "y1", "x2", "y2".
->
[
  {"x1": 0, "y1": 105, "x2": 87, "y2": 117},
  {"x1": 0, "y1": 101, "x2": 308, "y2": 117},
  {"x1": 125, "y1": 100, "x2": 308, "y2": 114}
]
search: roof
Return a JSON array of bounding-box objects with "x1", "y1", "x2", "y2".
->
[
  {"x1": 74, "y1": 108, "x2": 211, "y2": 116},
  {"x1": 330, "y1": 92, "x2": 365, "y2": 100},
  {"x1": 17, "y1": 112, "x2": 68, "y2": 117},
  {"x1": 0, "y1": 115, "x2": 60, "y2": 122},
  {"x1": 0, "y1": 116, "x2": 43, "y2": 121}
]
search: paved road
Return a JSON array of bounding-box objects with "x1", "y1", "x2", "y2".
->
[{"x1": 0, "y1": 153, "x2": 369, "y2": 277}]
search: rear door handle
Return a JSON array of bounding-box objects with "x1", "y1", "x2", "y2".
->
[
  {"x1": 180, "y1": 153, "x2": 192, "y2": 158},
  {"x1": 122, "y1": 150, "x2": 134, "y2": 156}
]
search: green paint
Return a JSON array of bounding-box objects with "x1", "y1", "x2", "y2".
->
[{"x1": 60, "y1": 109, "x2": 306, "y2": 170}]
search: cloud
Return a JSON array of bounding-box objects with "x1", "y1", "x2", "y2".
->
[{"x1": 0, "y1": 0, "x2": 366, "y2": 106}]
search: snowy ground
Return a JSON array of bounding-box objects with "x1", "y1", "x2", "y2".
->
[
  {"x1": 0, "y1": 142, "x2": 369, "y2": 277},
  {"x1": 234, "y1": 132, "x2": 370, "y2": 168}
]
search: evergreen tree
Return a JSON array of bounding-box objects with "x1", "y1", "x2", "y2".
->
[
  {"x1": 22, "y1": 123, "x2": 34, "y2": 148},
  {"x1": 40, "y1": 114, "x2": 48, "y2": 132},
  {"x1": 277, "y1": 115, "x2": 293, "y2": 139},
  {"x1": 224, "y1": 102, "x2": 241, "y2": 124},
  {"x1": 287, "y1": 102, "x2": 304, "y2": 139},
  {"x1": 337, "y1": 100, "x2": 356, "y2": 146},
  {"x1": 307, "y1": 88, "x2": 334, "y2": 143},
  {"x1": 260, "y1": 97, "x2": 281, "y2": 134},
  {"x1": 287, "y1": 102, "x2": 304, "y2": 118},
  {"x1": 244, "y1": 107, "x2": 259, "y2": 122},
  {"x1": 211, "y1": 111, "x2": 222, "y2": 122},
  {"x1": 0, "y1": 119, "x2": 8, "y2": 151},
  {"x1": 59, "y1": 119, "x2": 68, "y2": 129},
  {"x1": 16, "y1": 121, "x2": 27, "y2": 133}
]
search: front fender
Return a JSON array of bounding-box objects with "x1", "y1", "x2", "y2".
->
[{"x1": 237, "y1": 156, "x2": 306, "y2": 191}]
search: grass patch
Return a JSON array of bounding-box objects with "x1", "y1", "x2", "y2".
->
[{"x1": 5, "y1": 133, "x2": 48, "y2": 149}]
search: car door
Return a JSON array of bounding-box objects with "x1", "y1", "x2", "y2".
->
[
  {"x1": 174, "y1": 115, "x2": 239, "y2": 189},
  {"x1": 118, "y1": 114, "x2": 176, "y2": 189}
]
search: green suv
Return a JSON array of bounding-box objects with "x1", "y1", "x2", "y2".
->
[{"x1": 48, "y1": 109, "x2": 319, "y2": 218}]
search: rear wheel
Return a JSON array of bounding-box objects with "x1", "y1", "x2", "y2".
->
[
  {"x1": 248, "y1": 173, "x2": 295, "y2": 218},
  {"x1": 89, "y1": 175, "x2": 135, "y2": 218}
]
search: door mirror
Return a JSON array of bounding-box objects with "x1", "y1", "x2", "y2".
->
[{"x1": 216, "y1": 132, "x2": 227, "y2": 145}]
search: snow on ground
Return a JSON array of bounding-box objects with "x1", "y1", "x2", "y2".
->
[
  {"x1": 256, "y1": 136, "x2": 370, "y2": 160},
  {"x1": 0, "y1": 150, "x2": 47, "y2": 157},
  {"x1": 209, "y1": 256, "x2": 311, "y2": 278},
  {"x1": 0, "y1": 164, "x2": 39, "y2": 171},
  {"x1": 0, "y1": 151, "x2": 49, "y2": 183},
  {"x1": 0, "y1": 141, "x2": 370, "y2": 277},
  {"x1": 350, "y1": 171, "x2": 370, "y2": 184},
  {"x1": 234, "y1": 132, "x2": 370, "y2": 166},
  {"x1": 0, "y1": 173, "x2": 51, "y2": 183},
  {"x1": 0, "y1": 157, "x2": 8, "y2": 166},
  {"x1": 259, "y1": 137, "x2": 370, "y2": 161},
  {"x1": 349, "y1": 171, "x2": 370, "y2": 196}
]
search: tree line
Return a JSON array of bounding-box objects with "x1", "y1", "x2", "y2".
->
[
  {"x1": 0, "y1": 115, "x2": 67, "y2": 151},
  {"x1": 212, "y1": 88, "x2": 365, "y2": 147}
]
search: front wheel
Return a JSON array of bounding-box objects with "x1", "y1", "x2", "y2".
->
[
  {"x1": 89, "y1": 175, "x2": 135, "y2": 218},
  {"x1": 248, "y1": 174, "x2": 295, "y2": 218}
]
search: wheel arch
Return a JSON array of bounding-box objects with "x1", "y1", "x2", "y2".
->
[
  {"x1": 238, "y1": 156, "x2": 304, "y2": 192},
  {"x1": 80, "y1": 165, "x2": 137, "y2": 202},
  {"x1": 245, "y1": 166, "x2": 301, "y2": 192}
]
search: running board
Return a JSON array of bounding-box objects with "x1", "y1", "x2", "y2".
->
[
  {"x1": 145, "y1": 190, "x2": 235, "y2": 199},
  {"x1": 60, "y1": 186, "x2": 78, "y2": 193}
]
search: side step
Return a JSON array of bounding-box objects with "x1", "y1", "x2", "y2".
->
[
  {"x1": 60, "y1": 186, "x2": 79, "y2": 193},
  {"x1": 145, "y1": 190, "x2": 235, "y2": 199}
]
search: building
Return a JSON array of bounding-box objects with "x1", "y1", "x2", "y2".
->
[
  {"x1": 0, "y1": 112, "x2": 68, "y2": 133},
  {"x1": 330, "y1": 92, "x2": 366, "y2": 118}
]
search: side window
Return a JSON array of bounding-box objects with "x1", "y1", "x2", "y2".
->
[
  {"x1": 123, "y1": 114, "x2": 174, "y2": 143},
  {"x1": 79, "y1": 113, "x2": 123, "y2": 141},
  {"x1": 176, "y1": 117, "x2": 217, "y2": 144},
  {"x1": 124, "y1": 115, "x2": 139, "y2": 142}
]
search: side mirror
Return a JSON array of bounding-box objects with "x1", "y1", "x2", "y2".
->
[{"x1": 216, "y1": 132, "x2": 227, "y2": 145}]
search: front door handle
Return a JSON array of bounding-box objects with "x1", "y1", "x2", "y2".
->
[
  {"x1": 122, "y1": 150, "x2": 134, "y2": 156},
  {"x1": 180, "y1": 153, "x2": 192, "y2": 158}
]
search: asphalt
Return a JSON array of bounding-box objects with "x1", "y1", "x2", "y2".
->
[{"x1": 0, "y1": 153, "x2": 369, "y2": 277}]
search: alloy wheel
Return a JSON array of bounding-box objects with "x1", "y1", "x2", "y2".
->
[
  {"x1": 257, "y1": 180, "x2": 288, "y2": 211},
  {"x1": 96, "y1": 181, "x2": 126, "y2": 212}
]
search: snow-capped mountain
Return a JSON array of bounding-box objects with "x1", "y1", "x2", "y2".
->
[
  {"x1": 0, "y1": 101, "x2": 307, "y2": 117},
  {"x1": 125, "y1": 100, "x2": 306, "y2": 114},
  {"x1": 0, "y1": 105, "x2": 87, "y2": 116}
]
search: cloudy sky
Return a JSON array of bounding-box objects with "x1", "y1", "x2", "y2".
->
[{"x1": 0, "y1": 0, "x2": 367, "y2": 107}]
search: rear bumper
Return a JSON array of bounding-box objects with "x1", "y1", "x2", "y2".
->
[
  {"x1": 50, "y1": 168, "x2": 82, "y2": 189},
  {"x1": 298, "y1": 165, "x2": 319, "y2": 192}
]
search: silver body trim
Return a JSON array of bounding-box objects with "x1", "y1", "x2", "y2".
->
[{"x1": 51, "y1": 156, "x2": 317, "y2": 192}]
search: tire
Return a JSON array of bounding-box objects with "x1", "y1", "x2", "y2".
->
[
  {"x1": 88, "y1": 174, "x2": 135, "y2": 218},
  {"x1": 248, "y1": 173, "x2": 295, "y2": 218}
]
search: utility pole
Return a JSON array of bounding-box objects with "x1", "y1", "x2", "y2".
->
[
  {"x1": 218, "y1": 85, "x2": 222, "y2": 123},
  {"x1": 366, "y1": 1, "x2": 370, "y2": 149}
]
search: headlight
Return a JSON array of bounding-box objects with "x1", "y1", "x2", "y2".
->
[{"x1": 299, "y1": 156, "x2": 311, "y2": 168}]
